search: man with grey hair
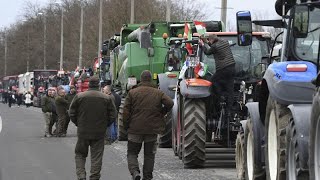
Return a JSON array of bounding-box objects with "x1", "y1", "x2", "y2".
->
[
  {"x1": 200, "y1": 34, "x2": 236, "y2": 115},
  {"x1": 123, "y1": 70, "x2": 173, "y2": 180}
]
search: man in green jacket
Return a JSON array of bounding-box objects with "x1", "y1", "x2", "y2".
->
[
  {"x1": 55, "y1": 86, "x2": 68, "y2": 137},
  {"x1": 69, "y1": 76, "x2": 117, "y2": 180},
  {"x1": 64, "y1": 85, "x2": 76, "y2": 135},
  {"x1": 41, "y1": 88, "x2": 57, "y2": 137},
  {"x1": 123, "y1": 70, "x2": 174, "y2": 180}
]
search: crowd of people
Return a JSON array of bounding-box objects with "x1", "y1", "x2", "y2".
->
[{"x1": 1, "y1": 90, "x2": 33, "y2": 108}]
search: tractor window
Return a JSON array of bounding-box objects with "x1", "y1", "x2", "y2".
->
[
  {"x1": 202, "y1": 53, "x2": 216, "y2": 75},
  {"x1": 295, "y1": 6, "x2": 320, "y2": 62}
]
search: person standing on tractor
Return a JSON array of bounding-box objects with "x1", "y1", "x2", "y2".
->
[
  {"x1": 69, "y1": 76, "x2": 117, "y2": 180},
  {"x1": 200, "y1": 34, "x2": 236, "y2": 115},
  {"x1": 123, "y1": 70, "x2": 174, "y2": 180}
]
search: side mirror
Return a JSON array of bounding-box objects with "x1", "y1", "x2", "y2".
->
[
  {"x1": 140, "y1": 31, "x2": 152, "y2": 49},
  {"x1": 236, "y1": 11, "x2": 253, "y2": 46},
  {"x1": 293, "y1": 5, "x2": 309, "y2": 38}
]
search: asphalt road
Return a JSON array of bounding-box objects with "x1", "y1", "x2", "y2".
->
[{"x1": 0, "y1": 103, "x2": 236, "y2": 180}]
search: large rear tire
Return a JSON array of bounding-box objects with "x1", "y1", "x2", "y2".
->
[
  {"x1": 118, "y1": 98, "x2": 127, "y2": 141},
  {"x1": 236, "y1": 132, "x2": 245, "y2": 180},
  {"x1": 182, "y1": 98, "x2": 206, "y2": 168},
  {"x1": 265, "y1": 97, "x2": 290, "y2": 180},
  {"x1": 286, "y1": 118, "x2": 309, "y2": 180},
  {"x1": 244, "y1": 118, "x2": 265, "y2": 180},
  {"x1": 159, "y1": 111, "x2": 172, "y2": 148}
]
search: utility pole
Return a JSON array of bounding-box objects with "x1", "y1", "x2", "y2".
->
[
  {"x1": 79, "y1": 0, "x2": 84, "y2": 68},
  {"x1": 166, "y1": 0, "x2": 171, "y2": 21},
  {"x1": 221, "y1": 0, "x2": 227, "y2": 26},
  {"x1": 4, "y1": 31, "x2": 7, "y2": 76},
  {"x1": 98, "y1": 0, "x2": 103, "y2": 65},
  {"x1": 59, "y1": 6, "x2": 64, "y2": 71},
  {"x1": 38, "y1": 13, "x2": 47, "y2": 70},
  {"x1": 130, "y1": 0, "x2": 134, "y2": 23}
]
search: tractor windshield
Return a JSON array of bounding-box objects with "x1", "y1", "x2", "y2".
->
[
  {"x1": 294, "y1": 5, "x2": 320, "y2": 62},
  {"x1": 203, "y1": 35, "x2": 269, "y2": 78}
]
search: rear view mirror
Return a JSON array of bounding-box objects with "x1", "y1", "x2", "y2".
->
[
  {"x1": 293, "y1": 5, "x2": 309, "y2": 38},
  {"x1": 236, "y1": 11, "x2": 253, "y2": 46}
]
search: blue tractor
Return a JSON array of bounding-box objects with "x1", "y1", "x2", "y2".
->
[{"x1": 235, "y1": 1, "x2": 320, "y2": 180}]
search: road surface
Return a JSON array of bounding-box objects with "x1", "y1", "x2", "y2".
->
[{"x1": 0, "y1": 103, "x2": 236, "y2": 180}]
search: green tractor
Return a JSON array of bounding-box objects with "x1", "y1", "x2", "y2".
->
[{"x1": 108, "y1": 21, "x2": 223, "y2": 141}]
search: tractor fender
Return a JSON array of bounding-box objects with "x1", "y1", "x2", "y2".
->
[
  {"x1": 288, "y1": 104, "x2": 312, "y2": 170},
  {"x1": 158, "y1": 73, "x2": 178, "y2": 99},
  {"x1": 246, "y1": 102, "x2": 265, "y2": 164},
  {"x1": 263, "y1": 61, "x2": 316, "y2": 105},
  {"x1": 180, "y1": 79, "x2": 211, "y2": 98}
]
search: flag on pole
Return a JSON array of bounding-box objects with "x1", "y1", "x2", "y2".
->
[
  {"x1": 184, "y1": 23, "x2": 193, "y2": 55},
  {"x1": 194, "y1": 21, "x2": 206, "y2": 36}
]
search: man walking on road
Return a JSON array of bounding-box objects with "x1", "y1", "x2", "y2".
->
[
  {"x1": 123, "y1": 70, "x2": 174, "y2": 180},
  {"x1": 69, "y1": 76, "x2": 117, "y2": 180},
  {"x1": 41, "y1": 88, "x2": 57, "y2": 137},
  {"x1": 55, "y1": 86, "x2": 68, "y2": 137}
]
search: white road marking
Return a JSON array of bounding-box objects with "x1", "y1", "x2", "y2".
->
[{"x1": 0, "y1": 115, "x2": 2, "y2": 133}]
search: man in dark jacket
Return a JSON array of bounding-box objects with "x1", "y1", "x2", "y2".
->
[
  {"x1": 200, "y1": 34, "x2": 236, "y2": 114},
  {"x1": 69, "y1": 76, "x2": 117, "y2": 180},
  {"x1": 55, "y1": 86, "x2": 68, "y2": 137},
  {"x1": 41, "y1": 88, "x2": 57, "y2": 137},
  {"x1": 123, "y1": 70, "x2": 174, "y2": 180},
  {"x1": 64, "y1": 85, "x2": 76, "y2": 135}
]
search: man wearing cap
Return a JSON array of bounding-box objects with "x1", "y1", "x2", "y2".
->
[
  {"x1": 123, "y1": 70, "x2": 174, "y2": 180},
  {"x1": 200, "y1": 34, "x2": 236, "y2": 115},
  {"x1": 69, "y1": 76, "x2": 117, "y2": 180}
]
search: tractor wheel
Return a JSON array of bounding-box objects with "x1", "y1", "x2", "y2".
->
[
  {"x1": 309, "y1": 101, "x2": 320, "y2": 180},
  {"x1": 159, "y1": 111, "x2": 172, "y2": 148},
  {"x1": 236, "y1": 132, "x2": 245, "y2": 180},
  {"x1": 118, "y1": 98, "x2": 127, "y2": 141},
  {"x1": 245, "y1": 118, "x2": 265, "y2": 180},
  {"x1": 286, "y1": 118, "x2": 309, "y2": 180},
  {"x1": 171, "y1": 108, "x2": 178, "y2": 155},
  {"x1": 182, "y1": 98, "x2": 206, "y2": 168},
  {"x1": 265, "y1": 97, "x2": 290, "y2": 180}
]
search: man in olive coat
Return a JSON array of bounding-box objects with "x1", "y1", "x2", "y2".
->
[
  {"x1": 64, "y1": 85, "x2": 76, "y2": 135},
  {"x1": 55, "y1": 86, "x2": 68, "y2": 137},
  {"x1": 41, "y1": 88, "x2": 57, "y2": 137},
  {"x1": 123, "y1": 70, "x2": 174, "y2": 180},
  {"x1": 69, "y1": 76, "x2": 117, "y2": 180}
]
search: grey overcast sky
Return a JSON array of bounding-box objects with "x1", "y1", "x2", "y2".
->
[{"x1": 0, "y1": 0, "x2": 281, "y2": 29}]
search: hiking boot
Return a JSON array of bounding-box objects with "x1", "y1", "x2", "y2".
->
[
  {"x1": 132, "y1": 171, "x2": 141, "y2": 180},
  {"x1": 44, "y1": 134, "x2": 52, "y2": 138}
]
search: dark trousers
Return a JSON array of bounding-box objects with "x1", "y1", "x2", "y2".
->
[
  {"x1": 63, "y1": 116, "x2": 70, "y2": 134},
  {"x1": 211, "y1": 64, "x2": 235, "y2": 113},
  {"x1": 75, "y1": 138, "x2": 105, "y2": 180},
  {"x1": 127, "y1": 134, "x2": 157, "y2": 180},
  {"x1": 56, "y1": 113, "x2": 67, "y2": 135}
]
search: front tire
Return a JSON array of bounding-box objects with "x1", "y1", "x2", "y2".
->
[
  {"x1": 236, "y1": 132, "x2": 245, "y2": 180},
  {"x1": 118, "y1": 98, "x2": 127, "y2": 141},
  {"x1": 309, "y1": 98, "x2": 320, "y2": 180},
  {"x1": 159, "y1": 111, "x2": 172, "y2": 148},
  {"x1": 265, "y1": 97, "x2": 289, "y2": 180},
  {"x1": 182, "y1": 98, "x2": 206, "y2": 168},
  {"x1": 244, "y1": 118, "x2": 265, "y2": 180},
  {"x1": 286, "y1": 118, "x2": 309, "y2": 180}
]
